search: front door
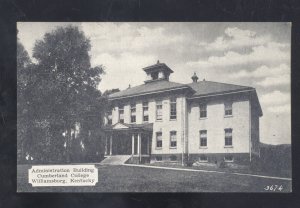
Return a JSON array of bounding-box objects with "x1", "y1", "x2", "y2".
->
[{"x1": 112, "y1": 132, "x2": 132, "y2": 155}]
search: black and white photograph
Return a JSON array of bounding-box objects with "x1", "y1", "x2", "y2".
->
[{"x1": 17, "y1": 22, "x2": 291, "y2": 192}]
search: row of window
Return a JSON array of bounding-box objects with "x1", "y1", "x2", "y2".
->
[
  {"x1": 199, "y1": 102, "x2": 233, "y2": 118},
  {"x1": 108, "y1": 98, "x2": 177, "y2": 124},
  {"x1": 156, "y1": 131, "x2": 177, "y2": 148},
  {"x1": 155, "y1": 155, "x2": 177, "y2": 161},
  {"x1": 155, "y1": 128, "x2": 233, "y2": 149},
  {"x1": 107, "y1": 100, "x2": 233, "y2": 124},
  {"x1": 200, "y1": 128, "x2": 233, "y2": 147},
  {"x1": 198, "y1": 155, "x2": 234, "y2": 162},
  {"x1": 155, "y1": 155, "x2": 234, "y2": 162}
]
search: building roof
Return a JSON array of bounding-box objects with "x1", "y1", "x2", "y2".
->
[
  {"x1": 143, "y1": 61, "x2": 174, "y2": 74},
  {"x1": 107, "y1": 61, "x2": 262, "y2": 115},
  {"x1": 188, "y1": 80, "x2": 254, "y2": 98},
  {"x1": 108, "y1": 80, "x2": 190, "y2": 100},
  {"x1": 187, "y1": 80, "x2": 262, "y2": 116},
  {"x1": 109, "y1": 79, "x2": 254, "y2": 100}
]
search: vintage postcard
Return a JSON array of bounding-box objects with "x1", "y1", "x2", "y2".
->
[{"x1": 17, "y1": 22, "x2": 291, "y2": 192}]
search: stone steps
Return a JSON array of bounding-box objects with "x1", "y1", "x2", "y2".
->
[{"x1": 100, "y1": 155, "x2": 132, "y2": 165}]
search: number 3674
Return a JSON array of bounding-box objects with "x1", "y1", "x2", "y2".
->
[{"x1": 264, "y1": 185, "x2": 283, "y2": 191}]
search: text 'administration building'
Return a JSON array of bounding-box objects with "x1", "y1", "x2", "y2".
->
[{"x1": 103, "y1": 61, "x2": 262, "y2": 165}]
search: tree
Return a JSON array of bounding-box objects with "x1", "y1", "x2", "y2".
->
[
  {"x1": 25, "y1": 26, "x2": 105, "y2": 163},
  {"x1": 17, "y1": 40, "x2": 35, "y2": 163},
  {"x1": 102, "y1": 88, "x2": 120, "y2": 97}
]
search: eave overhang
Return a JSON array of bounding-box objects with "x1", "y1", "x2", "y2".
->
[
  {"x1": 187, "y1": 88, "x2": 263, "y2": 117},
  {"x1": 108, "y1": 85, "x2": 193, "y2": 101}
]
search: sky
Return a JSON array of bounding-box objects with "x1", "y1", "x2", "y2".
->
[{"x1": 17, "y1": 22, "x2": 291, "y2": 145}]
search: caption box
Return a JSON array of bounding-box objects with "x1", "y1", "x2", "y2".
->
[{"x1": 28, "y1": 165, "x2": 98, "y2": 187}]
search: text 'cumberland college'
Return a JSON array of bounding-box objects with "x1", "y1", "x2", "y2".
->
[{"x1": 28, "y1": 165, "x2": 98, "y2": 186}]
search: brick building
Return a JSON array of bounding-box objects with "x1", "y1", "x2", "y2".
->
[{"x1": 103, "y1": 61, "x2": 262, "y2": 165}]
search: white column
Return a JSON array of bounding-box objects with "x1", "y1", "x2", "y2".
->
[
  {"x1": 110, "y1": 134, "x2": 112, "y2": 155},
  {"x1": 137, "y1": 133, "x2": 140, "y2": 155},
  {"x1": 138, "y1": 133, "x2": 141, "y2": 162},
  {"x1": 132, "y1": 133, "x2": 135, "y2": 155}
]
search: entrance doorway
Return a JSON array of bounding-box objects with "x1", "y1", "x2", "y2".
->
[{"x1": 111, "y1": 132, "x2": 132, "y2": 155}]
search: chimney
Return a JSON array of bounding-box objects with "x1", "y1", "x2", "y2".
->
[
  {"x1": 128, "y1": 84, "x2": 131, "y2": 89},
  {"x1": 191, "y1": 72, "x2": 199, "y2": 83}
]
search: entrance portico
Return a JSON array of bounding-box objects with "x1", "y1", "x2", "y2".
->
[{"x1": 104, "y1": 123, "x2": 153, "y2": 163}]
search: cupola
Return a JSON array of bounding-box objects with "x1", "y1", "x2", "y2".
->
[{"x1": 143, "y1": 60, "x2": 174, "y2": 83}]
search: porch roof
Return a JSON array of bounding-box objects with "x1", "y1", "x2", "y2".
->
[{"x1": 103, "y1": 122, "x2": 153, "y2": 132}]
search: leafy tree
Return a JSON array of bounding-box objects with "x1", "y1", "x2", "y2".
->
[
  {"x1": 23, "y1": 26, "x2": 105, "y2": 163},
  {"x1": 17, "y1": 41, "x2": 34, "y2": 163},
  {"x1": 102, "y1": 88, "x2": 120, "y2": 97}
]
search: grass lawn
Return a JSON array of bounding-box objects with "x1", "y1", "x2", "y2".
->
[
  {"x1": 148, "y1": 162, "x2": 292, "y2": 178},
  {"x1": 17, "y1": 164, "x2": 292, "y2": 192}
]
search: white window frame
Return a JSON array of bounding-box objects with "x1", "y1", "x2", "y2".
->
[
  {"x1": 119, "y1": 105, "x2": 124, "y2": 123},
  {"x1": 170, "y1": 155, "x2": 177, "y2": 161},
  {"x1": 170, "y1": 131, "x2": 177, "y2": 148},
  {"x1": 224, "y1": 128, "x2": 233, "y2": 147},
  {"x1": 199, "y1": 103, "x2": 207, "y2": 118},
  {"x1": 199, "y1": 155, "x2": 208, "y2": 162},
  {"x1": 170, "y1": 97, "x2": 177, "y2": 120},
  {"x1": 156, "y1": 100, "x2": 163, "y2": 121},
  {"x1": 130, "y1": 103, "x2": 136, "y2": 123},
  {"x1": 143, "y1": 101, "x2": 149, "y2": 122},
  {"x1": 156, "y1": 132, "x2": 162, "y2": 148},
  {"x1": 224, "y1": 155, "x2": 234, "y2": 162},
  {"x1": 155, "y1": 155, "x2": 162, "y2": 161},
  {"x1": 200, "y1": 130, "x2": 207, "y2": 147},
  {"x1": 224, "y1": 102, "x2": 233, "y2": 116}
]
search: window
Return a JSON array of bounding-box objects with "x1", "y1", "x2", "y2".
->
[
  {"x1": 224, "y1": 155, "x2": 234, "y2": 162},
  {"x1": 151, "y1": 72, "x2": 159, "y2": 80},
  {"x1": 156, "y1": 132, "x2": 162, "y2": 148},
  {"x1": 130, "y1": 103, "x2": 136, "y2": 123},
  {"x1": 199, "y1": 155, "x2": 208, "y2": 162},
  {"x1": 143, "y1": 101, "x2": 149, "y2": 122},
  {"x1": 225, "y1": 102, "x2": 233, "y2": 116},
  {"x1": 170, "y1": 155, "x2": 177, "y2": 161},
  {"x1": 200, "y1": 103, "x2": 207, "y2": 118},
  {"x1": 170, "y1": 131, "x2": 177, "y2": 148},
  {"x1": 155, "y1": 156, "x2": 162, "y2": 161},
  {"x1": 119, "y1": 105, "x2": 124, "y2": 123},
  {"x1": 200, "y1": 130, "x2": 207, "y2": 147},
  {"x1": 170, "y1": 97, "x2": 177, "y2": 120},
  {"x1": 107, "y1": 111, "x2": 112, "y2": 125},
  {"x1": 156, "y1": 101, "x2": 163, "y2": 121},
  {"x1": 225, "y1": 128, "x2": 233, "y2": 146}
]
